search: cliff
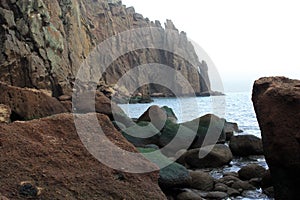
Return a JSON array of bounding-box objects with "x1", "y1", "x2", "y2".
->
[{"x1": 0, "y1": 0, "x2": 211, "y2": 98}]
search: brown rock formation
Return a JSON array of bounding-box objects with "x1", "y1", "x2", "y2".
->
[
  {"x1": 252, "y1": 76, "x2": 300, "y2": 200},
  {"x1": 0, "y1": 113, "x2": 166, "y2": 200},
  {"x1": 0, "y1": 104, "x2": 11, "y2": 123},
  {"x1": 0, "y1": 82, "x2": 67, "y2": 120},
  {"x1": 0, "y1": 0, "x2": 211, "y2": 97}
]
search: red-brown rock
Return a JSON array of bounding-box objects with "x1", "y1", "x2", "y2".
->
[
  {"x1": 252, "y1": 76, "x2": 300, "y2": 200},
  {"x1": 0, "y1": 82, "x2": 67, "y2": 121},
  {"x1": 0, "y1": 113, "x2": 166, "y2": 200}
]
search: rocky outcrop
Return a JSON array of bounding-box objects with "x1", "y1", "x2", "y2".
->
[
  {"x1": 0, "y1": 82, "x2": 67, "y2": 120},
  {"x1": 0, "y1": 113, "x2": 166, "y2": 199},
  {"x1": 252, "y1": 76, "x2": 300, "y2": 200},
  {"x1": 0, "y1": 0, "x2": 211, "y2": 98}
]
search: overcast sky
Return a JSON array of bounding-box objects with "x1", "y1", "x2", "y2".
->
[{"x1": 122, "y1": 0, "x2": 300, "y2": 92}]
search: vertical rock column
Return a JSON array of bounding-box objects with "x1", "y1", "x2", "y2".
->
[{"x1": 252, "y1": 76, "x2": 300, "y2": 200}]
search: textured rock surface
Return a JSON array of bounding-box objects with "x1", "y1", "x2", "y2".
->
[
  {"x1": 229, "y1": 135, "x2": 263, "y2": 156},
  {"x1": 0, "y1": 113, "x2": 166, "y2": 200},
  {"x1": 179, "y1": 144, "x2": 233, "y2": 169},
  {"x1": 0, "y1": 104, "x2": 11, "y2": 123},
  {"x1": 188, "y1": 171, "x2": 215, "y2": 191},
  {"x1": 0, "y1": 82, "x2": 67, "y2": 120},
  {"x1": 0, "y1": 0, "x2": 211, "y2": 97},
  {"x1": 252, "y1": 76, "x2": 300, "y2": 200}
]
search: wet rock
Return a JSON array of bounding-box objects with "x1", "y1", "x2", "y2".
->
[
  {"x1": 188, "y1": 171, "x2": 214, "y2": 191},
  {"x1": 176, "y1": 191, "x2": 202, "y2": 200},
  {"x1": 263, "y1": 186, "x2": 275, "y2": 198},
  {"x1": 229, "y1": 135, "x2": 263, "y2": 156},
  {"x1": 227, "y1": 187, "x2": 240, "y2": 197},
  {"x1": 217, "y1": 175, "x2": 240, "y2": 187},
  {"x1": 214, "y1": 183, "x2": 228, "y2": 192},
  {"x1": 0, "y1": 104, "x2": 11, "y2": 123},
  {"x1": 0, "y1": 82, "x2": 67, "y2": 121},
  {"x1": 252, "y1": 76, "x2": 300, "y2": 199},
  {"x1": 238, "y1": 164, "x2": 267, "y2": 180},
  {"x1": 231, "y1": 180, "x2": 256, "y2": 191},
  {"x1": 179, "y1": 144, "x2": 233, "y2": 169},
  {"x1": 205, "y1": 191, "x2": 228, "y2": 199}
]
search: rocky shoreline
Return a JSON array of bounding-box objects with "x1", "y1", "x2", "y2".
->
[{"x1": 1, "y1": 83, "x2": 273, "y2": 199}]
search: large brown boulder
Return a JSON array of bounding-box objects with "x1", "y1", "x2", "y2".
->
[
  {"x1": 0, "y1": 82, "x2": 67, "y2": 121},
  {"x1": 0, "y1": 113, "x2": 166, "y2": 200},
  {"x1": 178, "y1": 144, "x2": 233, "y2": 169},
  {"x1": 252, "y1": 76, "x2": 300, "y2": 199}
]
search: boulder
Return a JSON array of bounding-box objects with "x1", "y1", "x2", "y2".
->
[
  {"x1": 231, "y1": 180, "x2": 256, "y2": 191},
  {"x1": 138, "y1": 148, "x2": 190, "y2": 189},
  {"x1": 122, "y1": 122, "x2": 160, "y2": 147},
  {"x1": 252, "y1": 76, "x2": 300, "y2": 199},
  {"x1": 261, "y1": 170, "x2": 273, "y2": 189},
  {"x1": 238, "y1": 164, "x2": 267, "y2": 180},
  {"x1": 0, "y1": 113, "x2": 166, "y2": 199},
  {"x1": 205, "y1": 191, "x2": 228, "y2": 199},
  {"x1": 0, "y1": 104, "x2": 11, "y2": 123},
  {"x1": 176, "y1": 191, "x2": 202, "y2": 200},
  {"x1": 181, "y1": 114, "x2": 229, "y2": 148},
  {"x1": 161, "y1": 106, "x2": 178, "y2": 123},
  {"x1": 217, "y1": 175, "x2": 241, "y2": 187},
  {"x1": 188, "y1": 171, "x2": 215, "y2": 191},
  {"x1": 138, "y1": 105, "x2": 167, "y2": 131},
  {"x1": 229, "y1": 135, "x2": 263, "y2": 156},
  {"x1": 0, "y1": 82, "x2": 67, "y2": 121},
  {"x1": 179, "y1": 144, "x2": 233, "y2": 169}
]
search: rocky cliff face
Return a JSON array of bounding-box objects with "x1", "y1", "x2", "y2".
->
[{"x1": 0, "y1": 0, "x2": 211, "y2": 97}]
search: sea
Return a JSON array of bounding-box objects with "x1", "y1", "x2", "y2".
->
[
  {"x1": 119, "y1": 92, "x2": 273, "y2": 200},
  {"x1": 119, "y1": 92, "x2": 261, "y2": 138}
]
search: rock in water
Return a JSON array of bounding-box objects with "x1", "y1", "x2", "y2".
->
[
  {"x1": 229, "y1": 135, "x2": 263, "y2": 156},
  {"x1": 252, "y1": 76, "x2": 300, "y2": 200}
]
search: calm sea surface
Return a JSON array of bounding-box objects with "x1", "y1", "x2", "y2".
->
[{"x1": 119, "y1": 92, "x2": 261, "y2": 138}]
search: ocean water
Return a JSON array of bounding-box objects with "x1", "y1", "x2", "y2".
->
[{"x1": 119, "y1": 92, "x2": 261, "y2": 138}]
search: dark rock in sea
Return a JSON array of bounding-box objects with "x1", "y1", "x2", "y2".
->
[
  {"x1": 217, "y1": 175, "x2": 241, "y2": 187},
  {"x1": 252, "y1": 76, "x2": 300, "y2": 200},
  {"x1": 238, "y1": 164, "x2": 267, "y2": 181},
  {"x1": 0, "y1": 104, "x2": 11, "y2": 123},
  {"x1": 229, "y1": 135, "x2": 263, "y2": 156},
  {"x1": 214, "y1": 183, "x2": 228, "y2": 192},
  {"x1": 204, "y1": 191, "x2": 228, "y2": 199},
  {"x1": 0, "y1": 82, "x2": 67, "y2": 121},
  {"x1": 176, "y1": 190, "x2": 202, "y2": 200},
  {"x1": 188, "y1": 171, "x2": 215, "y2": 191},
  {"x1": 0, "y1": 113, "x2": 166, "y2": 199},
  {"x1": 231, "y1": 180, "x2": 256, "y2": 191},
  {"x1": 181, "y1": 114, "x2": 227, "y2": 148},
  {"x1": 263, "y1": 187, "x2": 275, "y2": 198},
  {"x1": 178, "y1": 144, "x2": 233, "y2": 169},
  {"x1": 138, "y1": 105, "x2": 167, "y2": 130},
  {"x1": 138, "y1": 148, "x2": 191, "y2": 189}
]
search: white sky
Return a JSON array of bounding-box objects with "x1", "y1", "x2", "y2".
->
[{"x1": 122, "y1": 0, "x2": 300, "y2": 92}]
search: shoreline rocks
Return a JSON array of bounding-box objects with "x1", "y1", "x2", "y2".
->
[{"x1": 252, "y1": 76, "x2": 300, "y2": 199}]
